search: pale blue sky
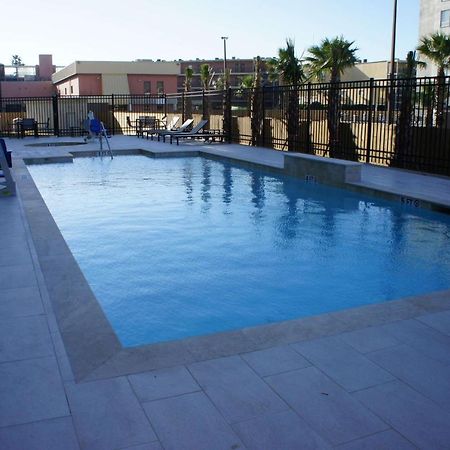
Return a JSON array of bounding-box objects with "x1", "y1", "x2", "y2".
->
[{"x1": 1, "y1": 0, "x2": 420, "y2": 67}]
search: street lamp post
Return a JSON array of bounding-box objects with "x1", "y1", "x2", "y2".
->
[
  {"x1": 221, "y1": 36, "x2": 228, "y2": 84},
  {"x1": 388, "y1": 0, "x2": 398, "y2": 124}
]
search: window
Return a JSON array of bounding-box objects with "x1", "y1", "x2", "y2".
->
[
  {"x1": 156, "y1": 81, "x2": 164, "y2": 93},
  {"x1": 70, "y1": 85, "x2": 73, "y2": 94},
  {"x1": 64, "y1": 88, "x2": 67, "y2": 95},
  {"x1": 441, "y1": 9, "x2": 450, "y2": 27},
  {"x1": 143, "y1": 81, "x2": 151, "y2": 94}
]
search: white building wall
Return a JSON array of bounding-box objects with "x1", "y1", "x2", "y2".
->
[{"x1": 418, "y1": 0, "x2": 450, "y2": 76}]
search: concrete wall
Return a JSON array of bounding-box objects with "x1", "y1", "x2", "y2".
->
[
  {"x1": 56, "y1": 75, "x2": 102, "y2": 96},
  {"x1": 0, "y1": 81, "x2": 56, "y2": 97},
  {"x1": 38, "y1": 55, "x2": 54, "y2": 80},
  {"x1": 127, "y1": 74, "x2": 178, "y2": 94}
]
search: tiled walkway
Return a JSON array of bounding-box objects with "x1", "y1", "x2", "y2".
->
[{"x1": 1, "y1": 137, "x2": 450, "y2": 449}]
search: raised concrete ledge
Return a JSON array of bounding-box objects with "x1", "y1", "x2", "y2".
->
[
  {"x1": 284, "y1": 153, "x2": 362, "y2": 186},
  {"x1": 23, "y1": 156, "x2": 74, "y2": 165},
  {"x1": 13, "y1": 159, "x2": 122, "y2": 381}
]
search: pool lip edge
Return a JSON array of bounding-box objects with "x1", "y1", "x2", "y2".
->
[{"x1": 15, "y1": 150, "x2": 450, "y2": 382}]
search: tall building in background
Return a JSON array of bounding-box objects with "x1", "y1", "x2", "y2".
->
[{"x1": 418, "y1": 0, "x2": 450, "y2": 76}]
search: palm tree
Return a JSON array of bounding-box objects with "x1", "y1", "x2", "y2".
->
[
  {"x1": 306, "y1": 37, "x2": 358, "y2": 158},
  {"x1": 237, "y1": 74, "x2": 255, "y2": 115},
  {"x1": 251, "y1": 56, "x2": 264, "y2": 147},
  {"x1": 11, "y1": 55, "x2": 23, "y2": 78},
  {"x1": 184, "y1": 66, "x2": 193, "y2": 120},
  {"x1": 417, "y1": 32, "x2": 450, "y2": 128},
  {"x1": 393, "y1": 51, "x2": 423, "y2": 167},
  {"x1": 199, "y1": 64, "x2": 213, "y2": 128},
  {"x1": 268, "y1": 39, "x2": 304, "y2": 151}
]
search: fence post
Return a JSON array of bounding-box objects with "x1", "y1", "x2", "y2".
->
[
  {"x1": 307, "y1": 82, "x2": 312, "y2": 154},
  {"x1": 111, "y1": 94, "x2": 115, "y2": 135},
  {"x1": 164, "y1": 94, "x2": 168, "y2": 117},
  {"x1": 181, "y1": 91, "x2": 185, "y2": 123},
  {"x1": 261, "y1": 86, "x2": 266, "y2": 147},
  {"x1": 52, "y1": 94, "x2": 59, "y2": 137},
  {"x1": 202, "y1": 89, "x2": 206, "y2": 119},
  {"x1": 226, "y1": 87, "x2": 232, "y2": 143},
  {"x1": 366, "y1": 78, "x2": 374, "y2": 164}
]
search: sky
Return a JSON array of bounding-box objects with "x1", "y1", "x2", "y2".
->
[{"x1": 0, "y1": 0, "x2": 420, "y2": 67}]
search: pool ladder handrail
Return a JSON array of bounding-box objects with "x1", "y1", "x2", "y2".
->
[{"x1": 99, "y1": 122, "x2": 113, "y2": 159}]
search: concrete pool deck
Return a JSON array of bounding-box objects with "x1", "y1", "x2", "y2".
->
[{"x1": 1, "y1": 135, "x2": 450, "y2": 449}]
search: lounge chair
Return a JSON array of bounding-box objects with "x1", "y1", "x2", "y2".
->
[
  {"x1": 146, "y1": 116, "x2": 180, "y2": 140},
  {"x1": 18, "y1": 118, "x2": 38, "y2": 138},
  {"x1": 156, "y1": 119, "x2": 194, "y2": 142},
  {"x1": 171, "y1": 129, "x2": 226, "y2": 145},
  {"x1": 164, "y1": 119, "x2": 208, "y2": 143}
]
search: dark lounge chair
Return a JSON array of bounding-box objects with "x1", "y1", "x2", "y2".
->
[
  {"x1": 156, "y1": 119, "x2": 194, "y2": 141},
  {"x1": 18, "y1": 118, "x2": 38, "y2": 138},
  {"x1": 164, "y1": 119, "x2": 208, "y2": 143},
  {"x1": 145, "y1": 116, "x2": 180, "y2": 140},
  {"x1": 171, "y1": 129, "x2": 225, "y2": 145}
]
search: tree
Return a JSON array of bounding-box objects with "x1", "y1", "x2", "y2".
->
[
  {"x1": 268, "y1": 39, "x2": 304, "y2": 151},
  {"x1": 250, "y1": 56, "x2": 264, "y2": 147},
  {"x1": 393, "y1": 51, "x2": 423, "y2": 167},
  {"x1": 306, "y1": 37, "x2": 358, "y2": 158},
  {"x1": 11, "y1": 55, "x2": 24, "y2": 78},
  {"x1": 417, "y1": 32, "x2": 450, "y2": 128},
  {"x1": 184, "y1": 66, "x2": 194, "y2": 120},
  {"x1": 199, "y1": 64, "x2": 213, "y2": 128}
]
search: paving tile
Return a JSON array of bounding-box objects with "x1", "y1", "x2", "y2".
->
[
  {"x1": 291, "y1": 336, "x2": 394, "y2": 392},
  {"x1": 188, "y1": 355, "x2": 288, "y2": 423},
  {"x1": 129, "y1": 366, "x2": 200, "y2": 402},
  {"x1": 335, "y1": 430, "x2": 415, "y2": 450},
  {"x1": 339, "y1": 326, "x2": 400, "y2": 354},
  {"x1": 0, "y1": 416, "x2": 80, "y2": 450},
  {"x1": 266, "y1": 367, "x2": 388, "y2": 445},
  {"x1": 117, "y1": 443, "x2": 163, "y2": 450},
  {"x1": 0, "y1": 315, "x2": 53, "y2": 362},
  {"x1": 0, "y1": 238, "x2": 31, "y2": 266},
  {"x1": 379, "y1": 319, "x2": 450, "y2": 365},
  {"x1": 0, "y1": 356, "x2": 69, "y2": 427},
  {"x1": 417, "y1": 310, "x2": 450, "y2": 336},
  {"x1": 57, "y1": 353, "x2": 75, "y2": 382},
  {"x1": 0, "y1": 263, "x2": 37, "y2": 289},
  {"x1": 367, "y1": 344, "x2": 450, "y2": 411},
  {"x1": 0, "y1": 286, "x2": 44, "y2": 318},
  {"x1": 241, "y1": 345, "x2": 311, "y2": 377},
  {"x1": 66, "y1": 377, "x2": 156, "y2": 450},
  {"x1": 354, "y1": 380, "x2": 450, "y2": 449},
  {"x1": 232, "y1": 409, "x2": 331, "y2": 450},
  {"x1": 143, "y1": 391, "x2": 244, "y2": 450}
]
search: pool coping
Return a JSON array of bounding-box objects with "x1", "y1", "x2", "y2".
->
[{"x1": 13, "y1": 148, "x2": 450, "y2": 382}]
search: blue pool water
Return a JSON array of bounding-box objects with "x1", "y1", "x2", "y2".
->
[{"x1": 28, "y1": 155, "x2": 450, "y2": 347}]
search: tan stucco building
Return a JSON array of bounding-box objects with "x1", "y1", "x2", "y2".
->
[{"x1": 52, "y1": 60, "x2": 180, "y2": 96}]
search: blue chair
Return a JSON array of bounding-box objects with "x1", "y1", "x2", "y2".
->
[{"x1": 0, "y1": 139, "x2": 12, "y2": 168}]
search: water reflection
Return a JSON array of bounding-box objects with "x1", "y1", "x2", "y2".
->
[
  {"x1": 182, "y1": 163, "x2": 194, "y2": 205},
  {"x1": 201, "y1": 159, "x2": 211, "y2": 212},
  {"x1": 250, "y1": 172, "x2": 266, "y2": 224},
  {"x1": 222, "y1": 164, "x2": 233, "y2": 205},
  {"x1": 276, "y1": 180, "x2": 303, "y2": 242}
]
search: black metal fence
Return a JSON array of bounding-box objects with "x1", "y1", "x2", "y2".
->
[{"x1": 1, "y1": 76, "x2": 449, "y2": 176}]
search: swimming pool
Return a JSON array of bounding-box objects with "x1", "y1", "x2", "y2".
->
[{"x1": 28, "y1": 155, "x2": 450, "y2": 347}]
